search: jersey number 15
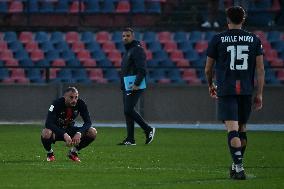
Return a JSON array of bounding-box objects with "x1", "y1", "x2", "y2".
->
[{"x1": 227, "y1": 45, "x2": 249, "y2": 70}]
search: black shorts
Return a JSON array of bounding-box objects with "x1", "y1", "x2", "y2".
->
[
  {"x1": 217, "y1": 95, "x2": 252, "y2": 124},
  {"x1": 54, "y1": 127, "x2": 86, "y2": 141}
]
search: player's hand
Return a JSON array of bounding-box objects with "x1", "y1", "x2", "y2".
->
[
  {"x1": 131, "y1": 85, "x2": 139, "y2": 90},
  {"x1": 64, "y1": 133, "x2": 73, "y2": 147},
  {"x1": 253, "y1": 95, "x2": 263, "y2": 111},
  {"x1": 208, "y1": 84, "x2": 217, "y2": 99},
  {"x1": 72, "y1": 132, "x2": 81, "y2": 146}
]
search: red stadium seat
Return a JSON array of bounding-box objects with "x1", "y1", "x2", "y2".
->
[
  {"x1": 66, "y1": 31, "x2": 80, "y2": 43},
  {"x1": 69, "y1": 1, "x2": 85, "y2": 13},
  {"x1": 145, "y1": 50, "x2": 152, "y2": 60},
  {"x1": 96, "y1": 31, "x2": 111, "y2": 43},
  {"x1": 25, "y1": 41, "x2": 39, "y2": 52},
  {"x1": 0, "y1": 41, "x2": 8, "y2": 50},
  {"x1": 81, "y1": 59, "x2": 97, "y2": 67},
  {"x1": 265, "y1": 49, "x2": 278, "y2": 62},
  {"x1": 175, "y1": 59, "x2": 190, "y2": 67},
  {"x1": 77, "y1": 50, "x2": 91, "y2": 61},
  {"x1": 0, "y1": 50, "x2": 14, "y2": 61},
  {"x1": 19, "y1": 32, "x2": 33, "y2": 43},
  {"x1": 30, "y1": 50, "x2": 44, "y2": 61},
  {"x1": 52, "y1": 59, "x2": 66, "y2": 67},
  {"x1": 157, "y1": 31, "x2": 172, "y2": 43},
  {"x1": 276, "y1": 69, "x2": 284, "y2": 81},
  {"x1": 181, "y1": 69, "x2": 201, "y2": 83},
  {"x1": 116, "y1": 0, "x2": 130, "y2": 13},
  {"x1": 163, "y1": 41, "x2": 178, "y2": 52},
  {"x1": 102, "y1": 41, "x2": 116, "y2": 53},
  {"x1": 6, "y1": 68, "x2": 30, "y2": 83},
  {"x1": 170, "y1": 50, "x2": 184, "y2": 62},
  {"x1": 108, "y1": 50, "x2": 122, "y2": 66},
  {"x1": 195, "y1": 40, "x2": 208, "y2": 53},
  {"x1": 72, "y1": 41, "x2": 85, "y2": 53},
  {"x1": 4, "y1": 59, "x2": 19, "y2": 67},
  {"x1": 9, "y1": 1, "x2": 23, "y2": 13},
  {"x1": 254, "y1": 30, "x2": 267, "y2": 42},
  {"x1": 87, "y1": 69, "x2": 108, "y2": 83},
  {"x1": 270, "y1": 58, "x2": 283, "y2": 67}
]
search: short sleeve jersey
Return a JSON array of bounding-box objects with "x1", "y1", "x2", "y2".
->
[{"x1": 207, "y1": 29, "x2": 263, "y2": 96}]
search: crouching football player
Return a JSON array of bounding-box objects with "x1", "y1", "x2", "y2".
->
[{"x1": 41, "y1": 87, "x2": 97, "y2": 162}]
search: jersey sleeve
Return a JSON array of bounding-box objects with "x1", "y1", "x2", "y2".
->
[
  {"x1": 207, "y1": 35, "x2": 218, "y2": 59},
  {"x1": 255, "y1": 36, "x2": 264, "y2": 56},
  {"x1": 45, "y1": 99, "x2": 65, "y2": 137},
  {"x1": 78, "y1": 100, "x2": 92, "y2": 133}
]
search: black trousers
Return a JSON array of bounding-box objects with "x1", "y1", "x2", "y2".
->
[{"x1": 123, "y1": 90, "x2": 151, "y2": 140}]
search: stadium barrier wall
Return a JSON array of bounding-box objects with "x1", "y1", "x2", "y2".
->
[{"x1": 0, "y1": 84, "x2": 283, "y2": 123}]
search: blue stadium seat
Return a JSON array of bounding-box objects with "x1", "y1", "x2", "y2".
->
[
  {"x1": 204, "y1": 31, "x2": 216, "y2": 41},
  {"x1": 35, "y1": 59, "x2": 50, "y2": 67},
  {"x1": 184, "y1": 49, "x2": 200, "y2": 62},
  {"x1": 19, "y1": 58, "x2": 34, "y2": 67},
  {"x1": 265, "y1": 69, "x2": 281, "y2": 84},
  {"x1": 26, "y1": 0, "x2": 39, "y2": 13},
  {"x1": 143, "y1": 32, "x2": 156, "y2": 43},
  {"x1": 9, "y1": 41, "x2": 25, "y2": 52},
  {"x1": 104, "y1": 69, "x2": 119, "y2": 82},
  {"x1": 159, "y1": 59, "x2": 175, "y2": 67},
  {"x1": 85, "y1": 0, "x2": 100, "y2": 13},
  {"x1": 267, "y1": 31, "x2": 281, "y2": 42},
  {"x1": 134, "y1": 31, "x2": 142, "y2": 41},
  {"x1": 112, "y1": 31, "x2": 122, "y2": 43},
  {"x1": 72, "y1": 69, "x2": 90, "y2": 82},
  {"x1": 86, "y1": 41, "x2": 101, "y2": 52},
  {"x1": 50, "y1": 32, "x2": 64, "y2": 44},
  {"x1": 0, "y1": 2, "x2": 8, "y2": 13},
  {"x1": 178, "y1": 41, "x2": 194, "y2": 52},
  {"x1": 40, "y1": 1, "x2": 54, "y2": 13},
  {"x1": 146, "y1": 1, "x2": 161, "y2": 13},
  {"x1": 173, "y1": 32, "x2": 188, "y2": 43},
  {"x1": 81, "y1": 31, "x2": 94, "y2": 43},
  {"x1": 26, "y1": 68, "x2": 44, "y2": 83},
  {"x1": 4, "y1": 32, "x2": 17, "y2": 43},
  {"x1": 56, "y1": 69, "x2": 73, "y2": 81},
  {"x1": 15, "y1": 50, "x2": 30, "y2": 60},
  {"x1": 55, "y1": 0, "x2": 68, "y2": 13},
  {"x1": 271, "y1": 41, "x2": 284, "y2": 53},
  {"x1": 147, "y1": 59, "x2": 159, "y2": 67},
  {"x1": 54, "y1": 41, "x2": 69, "y2": 51},
  {"x1": 91, "y1": 50, "x2": 107, "y2": 62},
  {"x1": 167, "y1": 69, "x2": 184, "y2": 83},
  {"x1": 131, "y1": 0, "x2": 145, "y2": 13},
  {"x1": 0, "y1": 68, "x2": 9, "y2": 80},
  {"x1": 35, "y1": 31, "x2": 49, "y2": 43},
  {"x1": 40, "y1": 41, "x2": 54, "y2": 52},
  {"x1": 97, "y1": 59, "x2": 113, "y2": 67},
  {"x1": 189, "y1": 31, "x2": 203, "y2": 43},
  {"x1": 61, "y1": 50, "x2": 76, "y2": 60},
  {"x1": 147, "y1": 41, "x2": 162, "y2": 52},
  {"x1": 149, "y1": 69, "x2": 167, "y2": 81},
  {"x1": 66, "y1": 59, "x2": 81, "y2": 67},
  {"x1": 45, "y1": 50, "x2": 60, "y2": 62},
  {"x1": 115, "y1": 42, "x2": 126, "y2": 53},
  {"x1": 101, "y1": 0, "x2": 115, "y2": 13},
  {"x1": 153, "y1": 50, "x2": 168, "y2": 62}
]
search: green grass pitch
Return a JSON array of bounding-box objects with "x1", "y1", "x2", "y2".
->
[{"x1": 0, "y1": 124, "x2": 283, "y2": 189}]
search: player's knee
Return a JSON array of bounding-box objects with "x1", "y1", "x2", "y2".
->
[
  {"x1": 87, "y1": 127, "x2": 97, "y2": 139},
  {"x1": 41, "y1": 128, "x2": 52, "y2": 139}
]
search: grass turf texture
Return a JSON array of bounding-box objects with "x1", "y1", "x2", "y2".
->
[{"x1": 0, "y1": 124, "x2": 283, "y2": 189}]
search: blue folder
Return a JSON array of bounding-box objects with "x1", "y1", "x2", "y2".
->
[{"x1": 123, "y1": 75, "x2": 146, "y2": 91}]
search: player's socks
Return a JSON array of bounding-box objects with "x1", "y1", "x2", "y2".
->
[
  {"x1": 41, "y1": 136, "x2": 53, "y2": 151},
  {"x1": 76, "y1": 136, "x2": 95, "y2": 151},
  {"x1": 239, "y1": 132, "x2": 247, "y2": 156},
  {"x1": 228, "y1": 131, "x2": 243, "y2": 165},
  {"x1": 70, "y1": 147, "x2": 78, "y2": 153}
]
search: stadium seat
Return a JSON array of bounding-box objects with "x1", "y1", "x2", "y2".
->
[
  {"x1": 159, "y1": 59, "x2": 175, "y2": 67},
  {"x1": 195, "y1": 40, "x2": 208, "y2": 54},
  {"x1": 45, "y1": 50, "x2": 60, "y2": 62},
  {"x1": 69, "y1": 1, "x2": 85, "y2": 13},
  {"x1": 269, "y1": 58, "x2": 284, "y2": 67},
  {"x1": 50, "y1": 32, "x2": 64, "y2": 44},
  {"x1": 157, "y1": 31, "x2": 172, "y2": 43},
  {"x1": 181, "y1": 69, "x2": 201, "y2": 84},
  {"x1": 163, "y1": 41, "x2": 178, "y2": 52},
  {"x1": 204, "y1": 31, "x2": 216, "y2": 41},
  {"x1": 170, "y1": 50, "x2": 184, "y2": 62},
  {"x1": 26, "y1": 68, "x2": 44, "y2": 83},
  {"x1": 145, "y1": 50, "x2": 152, "y2": 60},
  {"x1": 9, "y1": 68, "x2": 28, "y2": 81},
  {"x1": 189, "y1": 31, "x2": 203, "y2": 43},
  {"x1": 0, "y1": 50, "x2": 14, "y2": 61},
  {"x1": 87, "y1": 69, "x2": 108, "y2": 83},
  {"x1": 147, "y1": 59, "x2": 159, "y2": 67},
  {"x1": 153, "y1": 50, "x2": 168, "y2": 62},
  {"x1": 271, "y1": 41, "x2": 284, "y2": 53},
  {"x1": 276, "y1": 69, "x2": 284, "y2": 82},
  {"x1": 175, "y1": 59, "x2": 190, "y2": 67},
  {"x1": 267, "y1": 31, "x2": 281, "y2": 42},
  {"x1": 54, "y1": 41, "x2": 69, "y2": 51},
  {"x1": 173, "y1": 32, "x2": 188, "y2": 43},
  {"x1": 9, "y1": 41, "x2": 25, "y2": 52},
  {"x1": 115, "y1": 42, "x2": 126, "y2": 53},
  {"x1": 25, "y1": 41, "x2": 39, "y2": 52},
  {"x1": 102, "y1": 41, "x2": 116, "y2": 53},
  {"x1": 72, "y1": 41, "x2": 85, "y2": 53},
  {"x1": 52, "y1": 59, "x2": 66, "y2": 67},
  {"x1": 35, "y1": 31, "x2": 49, "y2": 43},
  {"x1": 81, "y1": 59, "x2": 97, "y2": 67},
  {"x1": 77, "y1": 50, "x2": 91, "y2": 61},
  {"x1": 101, "y1": 0, "x2": 115, "y2": 13},
  {"x1": 0, "y1": 41, "x2": 8, "y2": 50},
  {"x1": 9, "y1": 1, "x2": 23, "y2": 13},
  {"x1": 55, "y1": 0, "x2": 69, "y2": 13},
  {"x1": 4, "y1": 32, "x2": 17, "y2": 43},
  {"x1": 167, "y1": 69, "x2": 184, "y2": 83},
  {"x1": 66, "y1": 32, "x2": 80, "y2": 43},
  {"x1": 14, "y1": 50, "x2": 29, "y2": 60},
  {"x1": 108, "y1": 50, "x2": 122, "y2": 66},
  {"x1": 265, "y1": 49, "x2": 278, "y2": 62},
  {"x1": 56, "y1": 69, "x2": 73, "y2": 81},
  {"x1": 147, "y1": 41, "x2": 163, "y2": 52},
  {"x1": 131, "y1": 0, "x2": 145, "y2": 13},
  {"x1": 0, "y1": 68, "x2": 9, "y2": 80},
  {"x1": 97, "y1": 59, "x2": 113, "y2": 67},
  {"x1": 143, "y1": 32, "x2": 156, "y2": 43},
  {"x1": 96, "y1": 31, "x2": 111, "y2": 43},
  {"x1": 40, "y1": 41, "x2": 54, "y2": 52},
  {"x1": 178, "y1": 41, "x2": 194, "y2": 52},
  {"x1": 66, "y1": 59, "x2": 81, "y2": 67},
  {"x1": 34, "y1": 59, "x2": 50, "y2": 67},
  {"x1": 81, "y1": 31, "x2": 94, "y2": 43},
  {"x1": 86, "y1": 41, "x2": 101, "y2": 52},
  {"x1": 111, "y1": 31, "x2": 122, "y2": 43},
  {"x1": 26, "y1": 0, "x2": 38, "y2": 13},
  {"x1": 0, "y1": 1, "x2": 8, "y2": 13},
  {"x1": 4, "y1": 59, "x2": 19, "y2": 67},
  {"x1": 85, "y1": 0, "x2": 100, "y2": 13},
  {"x1": 19, "y1": 58, "x2": 34, "y2": 67},
  {"x1": 72, "y1": 69, "x2": 89, "y2": 81},
  {"x1": 61, "y1": 50, "x2": 76, "y2": 60},
  {"x1": 104, "y1": 69, "x2": 120, "y2": 82},
  {"x1": 91, "y1": 50, "x2": 107, "y2": 62},
  {"x1": 146, "y1": 1, "x2": 161, "y2": 13},
  {"x1": 116, "y1": 0, "x2": 130, "y2": 13},
  {"x1": 40, "y1": 1, "x2": 54, "y2": 13}
]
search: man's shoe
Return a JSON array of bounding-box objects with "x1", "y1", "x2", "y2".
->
[
  {"x1": 145, "y1": 128, "x2": 156, "y2": 144},
  {"x1": 68, "y1": 151, "x2": 81, "y2": 162},
  {"x1": 230, "y1": 163, "x2": 236, "y2": 178},
  {"x1": 47, "y1": 152, "x2": 55, "y2": 162},
  {"x1": 232, "y1": 170, "x2": 246, "y2": 180},
  {"x1": 117, "y1": 139, "x2": 136, "y2": 146}
]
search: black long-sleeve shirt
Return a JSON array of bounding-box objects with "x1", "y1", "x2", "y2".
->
[{"x1": 45, "y1": 97, "x2": 92, "y2": 138}]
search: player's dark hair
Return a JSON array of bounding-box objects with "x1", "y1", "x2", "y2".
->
[
  {"x1": 226, "y1": 6, "x2": 245, "y2": 25},
  {"x1": 64, "y1": 87, "x2": 78, "y2": 94},
  {"x1": 123, "y1": 27, "x2": 134, "y2": 33}
]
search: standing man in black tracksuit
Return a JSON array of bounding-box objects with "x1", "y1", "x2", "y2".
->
[{"x1": 118, "y1": 27, "x2": 155, "y2": 145}]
